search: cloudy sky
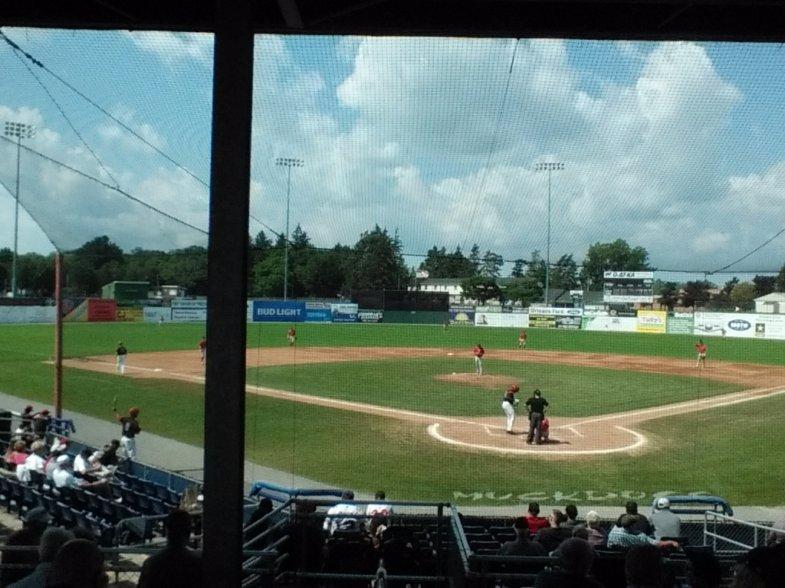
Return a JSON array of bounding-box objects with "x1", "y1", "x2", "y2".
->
[{"x1": 2, "y1": 29, "x2": 785, "y2": 276}]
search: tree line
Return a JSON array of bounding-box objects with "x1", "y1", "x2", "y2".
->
[{"x1": 1, "y1": 230, "x2": 783, "y2": 310}]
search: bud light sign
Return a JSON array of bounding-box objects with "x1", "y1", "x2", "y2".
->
[{"x1": 252, "y1": 300, "x2": 305, "y2": 322}]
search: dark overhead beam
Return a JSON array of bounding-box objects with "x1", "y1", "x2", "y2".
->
[{"x1": 276, "y1": 0, "x2": 304, "y2": 29}]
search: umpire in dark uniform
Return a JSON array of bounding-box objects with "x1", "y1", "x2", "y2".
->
[{"x1": 525, "y1": 389, "x2": 549, "y2": 445}]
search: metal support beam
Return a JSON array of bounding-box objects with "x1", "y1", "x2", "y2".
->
[
  {"x1": 202, "y1": 0, "x2": 253, "y2": 585},
  {"x1": 53, "y1": 252, "x2": 63, "y2": 417}
]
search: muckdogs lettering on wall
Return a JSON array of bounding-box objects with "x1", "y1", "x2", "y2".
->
[{"x1": 452, "y1": 490, "x2": 711, "y2": 504}]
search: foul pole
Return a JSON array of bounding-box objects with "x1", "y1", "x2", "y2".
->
[{"x1": 53, "y1": 252, "x2": 63, "y2": 417}]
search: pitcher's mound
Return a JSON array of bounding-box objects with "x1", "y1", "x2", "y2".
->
[{"x1": 434, "y1": 373, "x2": 516, "y2": 390}]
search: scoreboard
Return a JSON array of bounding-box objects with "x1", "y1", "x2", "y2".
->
[{"x1": 603, "y1": 270, "x2": 654, "y2": 304}]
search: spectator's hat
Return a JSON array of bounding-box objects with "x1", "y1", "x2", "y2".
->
[
  {"x1": 656, "y1": 497, "x2": 671, "y2": 509},
  {"x1": 24, "y1": 506, "x2": 52, "y2": 525},
  {"x1": 56, "y1": 455, "x2": 70, "y2": 465},
  {"x1": 586, "y1": 510, "x2": 600, "y2": 524}
]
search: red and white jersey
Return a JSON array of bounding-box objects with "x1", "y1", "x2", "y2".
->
[
  {"x1": 473, "y1": 346, "x2": 485, "y2": 358},
  {"x1": 366, "y1": 502, "x2": 393, "y2": 517},
  {"x1": 695, "y1": 343, "x2": 708, "y2": 354}
]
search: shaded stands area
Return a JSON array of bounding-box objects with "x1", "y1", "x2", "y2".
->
[{"x1": 246, "y1": 483, "x2": 778, "y2": 587}]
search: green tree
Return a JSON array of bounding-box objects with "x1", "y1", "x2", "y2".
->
[
  {"x1": 657, "y1": 282, "x2": 679, "y2": 310},
  {"x1": 510, "y1": 259, "x2": 525, "y2": 278},
  {"x1": 303, "y1": 246, "x2": 351, "y2": 298},
  {"x1": 251, "y1": 249, "x2": 285, "y2": 297},
  {"x1": 347, "y1": 226, "x2": 409, "y2": 291},
  {"x1": 504, "y1": 276, "x2": 542, "y2": 307},
  {"x1": 580, "y1": 239, "x2": 650, "y2": 290},
  {"x1": 777, "y1": 264, "x2": 785, "y2": 292},
  {"x1": 17, "y1": 253, "x2": 55, "y2": 296},
  {"x1": 480, "y1": 250, "x2": 504, "y2": 278},
  {"x1": 730, "y1": 282, "x2": 756, "y2": 310},
  {"x1": 420, "y1": 246, "x2": 448, "y2": 277},
  {"x1": 291, "y1": 224, "x2": 310, "y2": 249},
  {"x1": 682, "y1": 280, "x2": 711, "y2": 308},
  {"x1": 549, "y1": 254, "x2": 578, "y2": 290},
  {"x1": 460, "y1": 275, "x2": 502, "y2": 304},
  {"x1": 525, "y1": 250, "x2": 547, "y2": 285},
  {"x1": 468, "y1": 244, "x2": 481, "y2": 277},
  {"x1": 753, "y1": 275, "x2": 776, "y2": 297}
]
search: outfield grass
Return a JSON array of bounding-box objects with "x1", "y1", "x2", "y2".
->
[
  {"x1": 247, "y1": 358, "x2": 741, "y2": 417},
  {"x1": 1, "y1": 322, "x2": 784, "y2": 365}
]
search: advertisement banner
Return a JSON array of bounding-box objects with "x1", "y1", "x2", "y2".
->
[
  {"x1": 637, "y1": 310, "x2": 667, "y2": 333},
  {"x1": 0, "y1": 306, "x2": 56, "y2": 324},
  {"x1": 667, "y1": 312, "x2": 694, "y2": 334},
  {"x1": 143, "y1": 307, "x2": 172, "y2": 323},
  {"x1": 331, "y1": 303, "x2": 359, "y2": 323},
  {"x1": 87, "y1": 299, "x2": 117, "y2": 322},
  {"x1": 358, "y1": 310, "x2": 384, "y2": 323},
  {"x1": 252, "y1": 300, "x2": 306, "y2": 322},
  {"x1": 693, "y1": 312, "x2": 758, "y2": 338},
  {"x1": 305, "y1": 308, "x2": 332, "y2": 322},
  {"x1": 581, "y1": 315, "x2": 637, "y2": 332},
  {"x1": 474, "y1": 312, "x2": 529, "y2": 328},
  {"x1": 755, "y1": 314, "x2": 785, "y2": 340},
  {"x1": 450, "y1": 308, "x2": 475, "y2": 325},
  {"x1": 528, "y1": 306, "x2": 583, "y2": 317},
  {"x1": 116, "y1": 308, "x2": 142, "y2": 322},
  {"x1": 528, "y1": 314, "x2": 556, "y2": 329},
  {"x1": 172, "y1": 307, "x2": 207, "y2": 322},
  {"x1": 528, "y1": 307, "x2": 582, "y2": 329},
  {"x1": 170, "y1": 299, "x2": 207, "y2": 308}
]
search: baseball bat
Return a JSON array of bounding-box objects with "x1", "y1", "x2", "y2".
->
[{"x1": 112, "y1": 395, "x2": 117, "y2": 412}]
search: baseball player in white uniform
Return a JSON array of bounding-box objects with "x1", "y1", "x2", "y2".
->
[{"x1": 501, "y1": 384, "x2": 520, "y2": 434}]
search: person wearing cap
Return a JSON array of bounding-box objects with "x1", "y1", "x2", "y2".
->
[
  {"x1": 650, "y1": 497, "x2": 681, "y2": 540},
  {"x1": 501, "y1": 384, "x2": 521, "y2": 434},
  {"x1": 52, "y1": 455, "x2": 78, "y2": 489},
  {"x1": 115, "y1": 341, "x2": 128, "y2": 375},
  {"x1": 525, "y1": 389, "x2": 549, "y2": 445},
  {"x1": 7, "y1": 527, "x2": 74, "y2": 588},
  {"x1": 114, "y1": 407, "x2": 141, "y2": 460},
  {"x1": 31, "y1": 409, "x2": 51, "y2": 436},
  {"x1": 0, "y1": 507, "x2": 52, "y2": 585},
  {"x1": 498, "y1": 517, "x2": 547, "y2": 556}
]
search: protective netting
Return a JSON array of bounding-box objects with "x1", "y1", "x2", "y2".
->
[{"x1": 2, "y1": 30, "x2": 785, "y2": 270}]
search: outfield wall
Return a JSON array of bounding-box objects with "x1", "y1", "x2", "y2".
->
[{"x1": 0, "y1": 306, "x2": 56, "y2": 323}]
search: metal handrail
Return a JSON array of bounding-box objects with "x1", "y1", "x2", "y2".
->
[{"x1": 703, "y1": 510, "x2": 779, "y2": 552}]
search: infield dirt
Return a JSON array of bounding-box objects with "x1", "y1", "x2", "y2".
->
[{"x1": 64, "y1": 347, "x2": 785, "y2": 457}]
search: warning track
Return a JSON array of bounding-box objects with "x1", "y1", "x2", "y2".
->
[{"x1": 63, "y1": 347, "x2": 785, "y2": 457}]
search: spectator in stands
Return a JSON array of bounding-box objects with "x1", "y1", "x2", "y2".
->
[
  {"x1": 366, "y1": 490, "x2": 393, "y2": 519},
  {"x1": 7, "y1": 527, "x2": 73, "y2": 588},
  {"x1": 685, "y1": 547, "x2": 722, "y2": 588},
  {"x1": 765, "y1": 517, "x2": 785, "y2": 547},
  {"x1": 733, "y1": 542, "x2": 785, "y2": 588},
  {"x1": 282, "y1": 502, "x2": 324, "y2": 573},
  {"x1": 73, "y1": 448, "x2": 106, "y2": 482},
  {"x1": 499, "y1": 517, "x2": 547, "y2": 556},
  {"x1": 565, "y1": 504, "x2": 580, "y2": 528},
  {"x1": 625, "y1": 544, "x2": 664, "y2": 588},
  {"x1": 525, "y1": 502, "x2": 550, "y2": 534},
  {"x1": 608, "y1": 515, "x2": 679, "y2": 550},
  {"x1": 1, "y1": 507, "x2": 52, "y2": 586},
  {"x1": 650, "y1": 498, "x2": 681, "y2": 540},
  {"x1": 137, "y1": 509, "x2": 202, "y2": 588},
  {"x1": 620, "y1": 501, "x2": 653, "y2": 535},
  {"x1": 6, "y1": 440, "x2": 29, "y2": 467},
  {"x1": 245, "y1": 498, "x2": 274, "y2": 546},
  {"x1": 535, "y1": 510, "x2": 573, "y2": 553},
  {"x1": 582, "y1": 511, "x2": 607, "y2": 547},
  {"x1": 114, "y1": 407, "x2": 141, "y2": 460},
  {"x1": 18, "y1": 440, "x2": 46, "y2": 483},
  {"x1": 47, "y1": 538, "x2": 107, "y2": 588},
  {"x1": 534, "y1": 538, "x2": 602, "y2": 588},
  {"x1": 98, "y1": 440, "x2": 120, "y2": 468},
  {"x1": 44, "y1": 450, "x2": 62, "y2": 481},
  {"x1": 52, "y1": 455, "x2": 79, "y2": 489},
  {"x1": 31, "y1": 409, "x2": 50, "y2": 437},
  {"x1": 572, "y1": 527, "x2": 590, "y2": 541},
  {"x1": 323, "y1": 490, "x2": 362, "y2": 535}
]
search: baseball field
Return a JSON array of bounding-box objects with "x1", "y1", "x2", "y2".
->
[{"x1": 1, "y1": 321, "x2": 784, "y2": 506}]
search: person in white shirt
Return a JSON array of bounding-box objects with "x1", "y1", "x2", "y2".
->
[
  {"x1": 365, "y1": 490, "x2": 393, "y2": 519},
  {"x1": 17, "y1": 440, "x2": 46, "y2": 483},
  {"x1": 323, "y1": 490, "x2": 362, "y2": 535},
  {"x1": 52, "y1": 455, "x2": 79, "y2": 489},
  {"x1": 73, "y1": 449, "x2": 91, "y2": 475}
]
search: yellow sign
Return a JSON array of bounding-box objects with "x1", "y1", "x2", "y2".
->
[
  {"x1": 116, "y1": 308, "x2": 143, "y2": 322},
  {"x1": 636, "y1": 310, "x2": 667, "y2": 333}
]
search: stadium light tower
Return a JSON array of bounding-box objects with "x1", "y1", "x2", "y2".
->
[
  {"x1": 275, "y1": 157, "x2": 304, "y2": 300},
  {"x1": 534, "y1": 161, "x2": 564, "y2": 307},
  {"x1": 4, "y1": 122, "x2": 36, "y2": 298}
]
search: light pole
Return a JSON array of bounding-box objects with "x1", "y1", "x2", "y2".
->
[
  {"x1": 275, "y1": 157, "x2": 304, "y2": 300},
  {"x1": 534, "y1": 161, "x2": 564, "y2": 307},
  {"x1": 4, "y1": 122, "x2": 36, "y2": 298}
]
